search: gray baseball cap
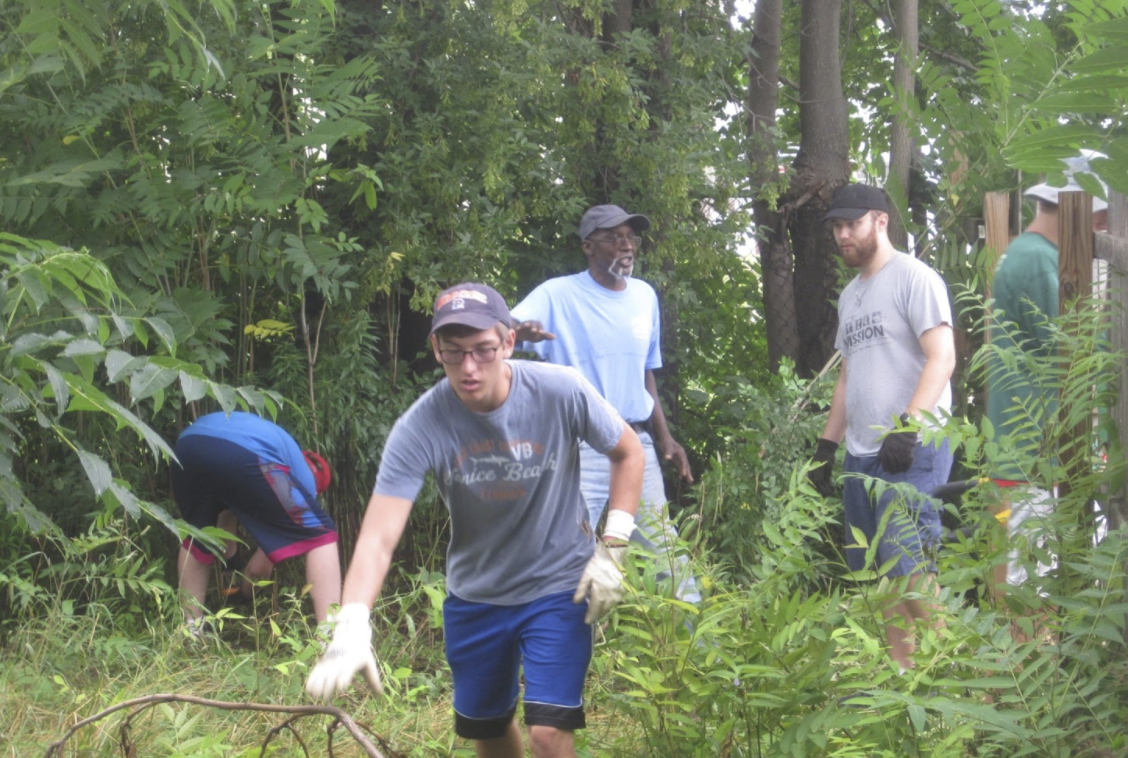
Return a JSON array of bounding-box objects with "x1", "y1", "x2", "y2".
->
[
  {"x1": 578, "y1": 204, "x2": 651, "y2": 240},
  {"x1": 1025, "y1": 150, "x2": 1108, "y2": 212}
]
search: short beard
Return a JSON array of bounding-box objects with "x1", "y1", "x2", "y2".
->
[
  {"x1": 841, "y1": 219, "x2": 879, "y2": 269},
  {"x1": 606, "y1": 257, "x2": 634, "y2": 279}
]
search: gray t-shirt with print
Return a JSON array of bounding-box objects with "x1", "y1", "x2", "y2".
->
[
  {"x1": 374, "y1": 360, "x2": 625, "y2": 605},
  {"x1": 835, "y1": 251, "x2": 953, "y2": 456}
]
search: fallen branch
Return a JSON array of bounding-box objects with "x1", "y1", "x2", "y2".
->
[{"x1": 44, "y1": 693, "x2": 401, "y2": 758}]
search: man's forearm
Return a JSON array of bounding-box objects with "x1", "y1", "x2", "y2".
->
[
  {"x1": 606, "y1": 426, "x2": 644, "y2": 519},
  {"x1": 820, "y1": 366, "x2": 848, "y2": 444},
  {"x1": 644, "y1": 370, "x2": 672, "y2": 438},
  {"x1": 907, "y1": 359, "x2": 954, "y2": 419},
  {"x1": 341, "y1": 495, "x2": 412, "y2": 607},
  {"x1": 908, "y1": 325, "x2": 956, "y2": 418}
]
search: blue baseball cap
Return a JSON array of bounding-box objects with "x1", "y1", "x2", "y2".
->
[{"x1": 430, "y1": 283, "x2": 513, "y2": 335}]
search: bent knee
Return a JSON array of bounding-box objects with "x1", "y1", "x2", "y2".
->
[{"x1": 526, "y1": 724, "x2": 572, "y2": 757}]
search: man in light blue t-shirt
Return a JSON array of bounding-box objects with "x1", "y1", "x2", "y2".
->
[{"x1": 511, "y1": 204, "x2": 699, "y2": 604}]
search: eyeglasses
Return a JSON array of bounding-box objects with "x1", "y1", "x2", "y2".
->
[
  {"x1": 437, "y1": 346, "x2": 501, "y2": 365},
  {"x1": 590, "y1": 234, "x2": 642, "y2": 248}
]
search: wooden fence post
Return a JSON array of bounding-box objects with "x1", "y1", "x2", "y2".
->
[
  {"x1": 983, "y1": 191, "x2": 1011, "y2": 294},
  {"x1": 1095, "y1": 192, "x2": 1128, "y2": 535},
  {"x1": 1094, "y1": 191, "x2": 1128, "y2": 645},
  {"x1": 981, "y1": 190, "x2": 1012, "y2": 601}
]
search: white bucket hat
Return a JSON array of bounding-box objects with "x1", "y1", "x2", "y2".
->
[{"x1": 1024, "y1": 149, "x2": 1108, "y2": 212}]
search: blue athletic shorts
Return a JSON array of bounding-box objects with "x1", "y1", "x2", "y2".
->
[
  {"x1": 171, "y1": 436, "x2": 337, "y2": 565},
  {"x1": 842, "y1": 439, "x2": 952, "y2": 577},
  {"x1": 443, "y1": 590, "x2": 591, "y2": 740}
]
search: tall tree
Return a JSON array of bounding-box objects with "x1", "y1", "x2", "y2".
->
[
  {"x1": 747, "y1": 0, "x2": 795, "y2": 370},
  {"x1": 788, "y1": 0, "x2": 850, "y2": 374},
  {"x1": 886, "y1": 0, "x2": 919, "y2": 250}
]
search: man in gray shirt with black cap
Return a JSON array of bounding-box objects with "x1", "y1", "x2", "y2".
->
[
  {"x1": 808, "y1": 184, "x2": 956, "y2": 674},
  {"x1": 511, "y1": 204, "x2": 699, "y2": 604}
]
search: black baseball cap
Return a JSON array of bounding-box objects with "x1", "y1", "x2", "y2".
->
[
  {"x1": 823, "y1": 184, "x2": 889, "y2": 222},
  {"x1": 430, "y1": 283, "x2": 513, "y2": 336}
]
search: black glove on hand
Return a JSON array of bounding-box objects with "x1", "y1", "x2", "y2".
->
[
  {"x1": 808, "y1": 438, "x2": 839, "y2": 497},
  {"x1": 878, "y1": 413, "x2": 917, "y2": 474}
]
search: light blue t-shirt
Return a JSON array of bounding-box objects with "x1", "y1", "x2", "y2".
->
[
  {"x1": 374, "y1": 360, "x2": 625, "y2": 605},
  {"x1": 179, "y1": 411, "x2": 316, "y2": 496},
  {"x1": 511, "y1": 272, "x2": 662, "y2": 424}
]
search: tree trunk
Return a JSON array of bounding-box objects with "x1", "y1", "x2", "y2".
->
[
  {"x1": 790, "y1": 0, "x2": 850, "y2": 375},
  {"x1": 887, "y1": 0, "x2": 919, "y2": 250},
  {"x1": 747, "y1": 0, "x2": 798, "y2": 370},
  {"x1": 606, "y1": 0, "x2": 633, "y2": 37},
  {"x1": 591, "y1": 0, "x2": 635, "y2": 196}
]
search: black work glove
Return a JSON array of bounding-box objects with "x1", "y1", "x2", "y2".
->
[
  {"x1": 808, "y1": 438, "x2": 839, "y2": 497},
  {"x1": 878, "y1": 413, "x2": 917, "y2": 474}
]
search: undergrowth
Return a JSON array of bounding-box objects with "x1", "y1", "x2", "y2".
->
[{"x1": 5, "y1": 291, "x2": 1128, "y2": 757}]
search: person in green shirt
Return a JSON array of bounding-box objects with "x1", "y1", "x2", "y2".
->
[{"x1": 985, "y1": 150, "x2": 1108, "y2": 590}]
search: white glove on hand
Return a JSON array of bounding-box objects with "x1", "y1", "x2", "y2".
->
[
  {"x1": 573, "y1": 541, "x2": 627, "y2": 624},
  {"x1": 305, "y1": 603, "x2": 382, "y2": 701}
]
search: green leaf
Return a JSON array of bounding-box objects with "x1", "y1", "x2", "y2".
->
[
  {"x1": 11, "y1": 332, "x2": 57, "y2": 357},
  {"x1": 105, "y1": 349, "x2": 144, "y2": 383},
  {"x1": 907, "y1": 703, "x2": 927, "y2": 732},
  {"x1": 42, "y1": 361, "x2": 69, "y2": 417},
  {"x1": 77, "y1": 448, "x2": 112, "y2": 496},
  {"x1": 1083, "y1": 17, "x2": 1128, "y2": 43},
  {"x1": 8, "y1": 158, "x2": 123, "y2": 188},
  {"x1": 0, "y1": 473, "x2": 23, "y2": 512},
  {"x1": 236, "y1": 386, "x2": 268, "y2": 415},
  {"x1": 1003, "y1": 125, "x2": 1098, "y2": 167},
  {"x1": 1049, "y1": 73, "x2": 1128, "y2": 93},
  {"x1": 64, "y1": 375, "x2": 175, "y2": 460},
  {"x1": 129, "y1": 363, "x2": 179, "y2": 402},
  {"x1": 107, "y1": 481, "x2": 141, "y2": 517},
  {"x1": 1070, "y1": 46, "x2": 1128, "y2": 75},
  {"x1": 139, "y1": 498, "x2": 181, "y2": 535},
  {"x1": 1032, "y1": 91, "x2": 1114, "y2": 114},
  {"x1": 0, "y1": 385, "x2": 30, "y2": 413},
  {"x1": 210, "y1": 382, "x2": 238, "y2": 413},
  {"x1": 144, "y1": 317, "x2": 177, "y2": 356},
  {"x1": 179, "y1": 371, "x2": 207, "y2": 402},
  {"x1": 62, "y1": 338, "x2": 104, "y2": 358}
]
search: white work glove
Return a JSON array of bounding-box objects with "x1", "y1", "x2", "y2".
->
[
  {"x1": 573, "y1": 541, "x2": 627, "y2": 625},
  {"x1": 305, "y1": 603, "x2": 382, "y2": 701}
]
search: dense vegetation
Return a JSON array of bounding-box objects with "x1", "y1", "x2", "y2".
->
[{"x1": 2, "y1": 0, "x2": 1127, "y2": 755}]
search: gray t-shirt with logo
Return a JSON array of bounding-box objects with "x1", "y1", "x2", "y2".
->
[
  {"x1": 374, "y1": 360, "x2": 625, "y2": 605},
  {"x1": 835, "y1": 252, "x2": 953, "y2": 456}
]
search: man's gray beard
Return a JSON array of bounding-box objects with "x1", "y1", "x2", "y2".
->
[{"x1": 607, "y1": 261, "x2": 633, "y2": 279}]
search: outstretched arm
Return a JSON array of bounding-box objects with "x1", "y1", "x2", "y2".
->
[
  {"x1": 341, "y1": 494, "x2": 414, "y2": 606},
  {"x1": 306, "y1": 494, "x2": 413, "y2": 701}
]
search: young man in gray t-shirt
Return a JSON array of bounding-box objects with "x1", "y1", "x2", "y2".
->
[
  {"x1": 809, "y1": 184, "x2": 956, "y2": 676},
  {"x1": 305, "y1": 282, "x2": 644, "y2": 758}
]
